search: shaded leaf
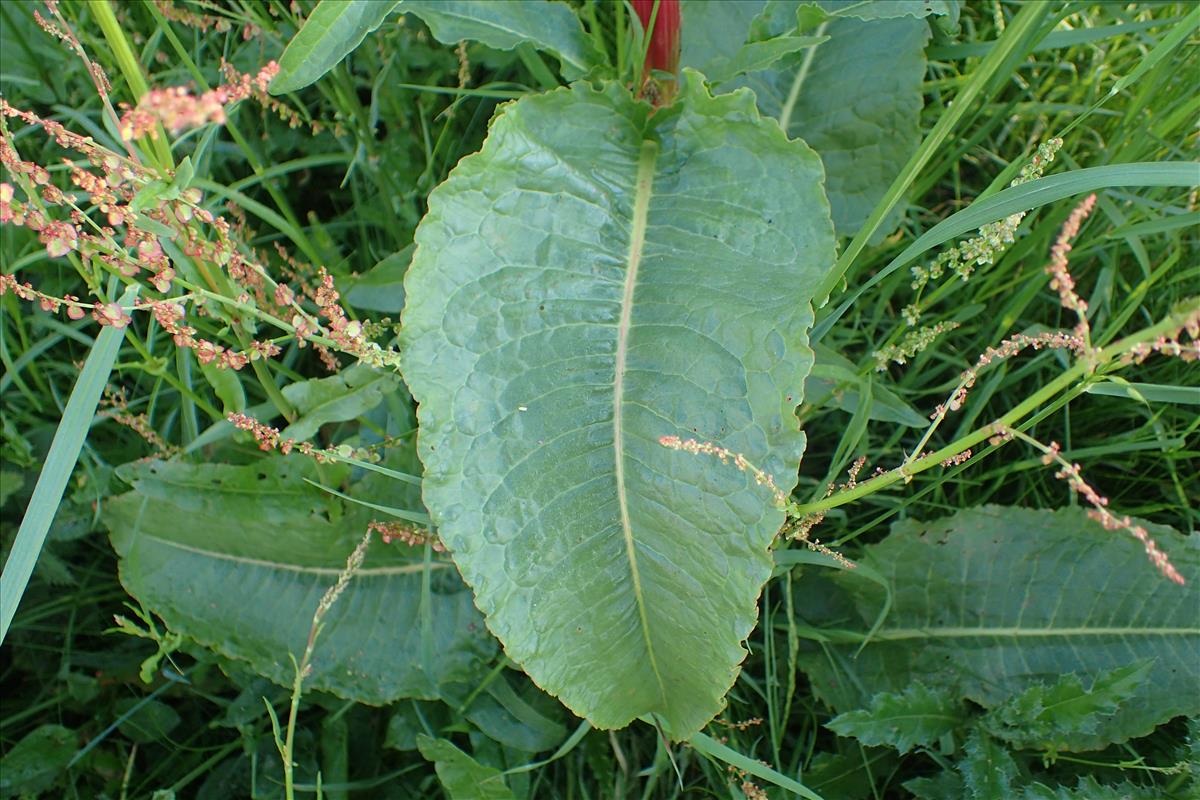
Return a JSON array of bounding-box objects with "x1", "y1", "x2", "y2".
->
[
  {"x1": 401, "y1": 0, "x2": 602, "y2": 79},
  {"x1": 805, "y1": 343, "x2": 927, "y2": 426},
  {"x1": 982, "y1": 661, "x2": 1152, "y2": 750},
  {"x1": 104, "y1": 457, "x2": 496, "y2": 705},
  {"x1": 279, "y1": 363, "x2": 400, "y2": 441},
  {"x1": 442, "y1": 672, "x2": 569, "y2": 753},
  {"x1": 385, "y1": 700, "x2": 449, "y2": 752},
  {"x1": 796, "y1": 506, "x2": 1198, "y2": 751},
  {"x1": 803, "y1": 745, "x2": 900, "y2": 800},
  {"x1": 703, "y1": 33, "x2": 828, "y2": 85},
  {"x1": 0, "y1": 724, "x2": 75, "y2": 798},
  {"x1": 416, "y1": 735, "x2": 516, "y2": 800},
  {"x1": 827, "y1": 682, "x2": 965, "y2": 753},
  {"x1": 959, "y1": 728, "x2": 1017, "y2": 800},
  {"x1": 1021, "y1": 777, "x2": 1161, "y2": 800},
  {"x1": 343, "y1": 245, "x2": 413, "y2": 314},
  {"x1": 904, "y1": 770, "x2": 967, "y2": 800},
  {"x1": 270, "y1": 0, "x2": 401, "y2": 94},
  {"x1": 114, "y1": 698, "x2": 182, "y2": 744},
  {"x1": 401, "y1": 74, "x2": 835, "y2": 736},
  {"x1": 682, "y1": 1, "x2": 931, "y2": 238},
  {"x1": 0, "y1": 0, "x2": 70, "y2": 105}
]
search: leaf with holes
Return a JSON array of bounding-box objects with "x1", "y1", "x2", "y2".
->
[
  {"x1": 103, "y1": 457, "x2": 496, "y2": 704},
  {"x1": 400, "y1": 73, "x2": 835, "y2": 737}
]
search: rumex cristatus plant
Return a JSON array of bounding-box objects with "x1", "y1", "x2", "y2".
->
[{"x1": 2, "y1": 1, "x2": 1198, "y2": 798}]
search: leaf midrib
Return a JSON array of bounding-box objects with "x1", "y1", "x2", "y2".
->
[
  {"x1": 870, "y1": 626, "x2": 1199, "y2": 639},
  {"x1": 138, "y1": 533, "x2": 450, "y2": 577},
  {"x1": 613, "y1": 139, "x2": 668, "y2": 708}
]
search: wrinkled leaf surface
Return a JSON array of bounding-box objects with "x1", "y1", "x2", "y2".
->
[{"x1": 401, "y1": 74, "x2": 835, "y2": 736}]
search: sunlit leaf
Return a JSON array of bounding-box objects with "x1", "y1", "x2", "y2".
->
[{"x1": 401, "y1": 73, "x2": 835, "y2": 736}]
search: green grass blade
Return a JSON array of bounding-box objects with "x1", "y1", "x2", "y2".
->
[
  {"x1": 1084, "y1": 380, "x2": 1200, "y2": 406},
  {"x1": 302, "y1": 478, "x2": 431, "y2": 525},
  {"x1": 814, "y1": 161, "x2": 1200, "y2": 341},
  {"x1": 926, "y1": 16, "x2": 1183, "y2": 60},
  {"x1": 1107, "y1": 5, "x2": 1200, "y2": 98},
  {"x1": 0, "y1": 285, "x2": 139, "y2": 644},
  {"x1": 688, "y1": 731, "x2": 825, "y2": 799}
]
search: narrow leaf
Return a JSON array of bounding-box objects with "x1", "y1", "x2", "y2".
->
[
  {"x1": 270, "y1": 0, "x2": 401, "y2": 94},
  {"x1": 823, "y1": 0, "x2": 958, "y2": 21},
  {"x1": 0, "y1": 285, "x2": 137, "y2": 644},
  {"x1": 805, "y1": 343, "x2": 926, "y2": 426},
  {"x1": 959, "y1": 728, "x2": 1018, "y2": 800},
  {"x1": 827, "y1": 683, "x2": 965, "y2": 753},
  {"x1": 815, "y1": 162, "x2": 1200, "y2": 340},
  {"x1": 689, "y1": 732, "x2": 825, "y2": 800},
  {"x1": 401, "y1": 74, "x2": 836, "y2": 736},
  {"x1": 703, "y1": 34, "x2": 828, "y2": 85}
]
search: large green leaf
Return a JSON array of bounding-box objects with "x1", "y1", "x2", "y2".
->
[
  {"x1": 270, "y1": 0, "x2": 401, "y2": 94},
  {"x1": 401, "y1": 0, "x2": 603, "y2": 80},
  {"x1": 400, "y1": 74, "x2": 836, "y2": 736},
  {"x1": 796, "y1": 506, "x2": 1199, "y2": 751},
  {"x1": 104, "y1": 457, "x2": 496, "y2": 705},
  {"x1": 682, "y1": 1, "x2": 932, "y2": 238}
]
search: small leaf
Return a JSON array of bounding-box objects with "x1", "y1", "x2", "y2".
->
[
  {"x1": 198, "y1": 358, "x2": 246, "y2": 414},
  {"x1": 703, "y1": 34, "x2": 828, "y2": 84},
  {"x1": 343, "y1": 245, "x2": 413, "y2": 314},
  {"x1": 401, "y1": 0, "x2": 603, "y2": 79},
  {"x1": 805, "y1": 343, "x2": 926, "y2": 426},
  {"x1": 0, "y1": 724, "x2": 75, "y2": 797},
  {"x1": 827, "y1": 682, "x2": 965, "y2": 753},
  {"x1": 959, "y1": 728, "x2": 1017, "y2": 800},
  {"x1": 982, "y1": 661, "x2": 1152, "y2": 750},
  {"x1": 416, "y1": 735, "x2": 517, "y2": 800},
  {"x1": 170, "y1": 155, "x2": 195, "y2": 193},
  {"x1": 270, "y1": 0, "x2": 401, "y2": 94},
  {"x1": 279, "y1": 363, "x2": 400, "y2": 441}
]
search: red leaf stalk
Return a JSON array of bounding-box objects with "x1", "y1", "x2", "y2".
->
[{"x1": 631, "y1": 0, "x2": 680, "y2": 104}]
